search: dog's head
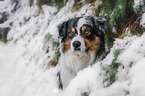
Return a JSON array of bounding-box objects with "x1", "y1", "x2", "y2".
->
[{"x1": 58, "y1": 17, "x2": 105, "y2": 58}]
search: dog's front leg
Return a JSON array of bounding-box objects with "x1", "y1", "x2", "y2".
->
[{"x1": 60, "y1": 61, "x2": 76, "y2": 89}]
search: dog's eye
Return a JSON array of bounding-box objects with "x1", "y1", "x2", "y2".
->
[{"x1": 85, "y1": 31, "x2": 91, "y2": 36}]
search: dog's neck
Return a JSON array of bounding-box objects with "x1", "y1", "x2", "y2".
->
[
  {"x1": 59, "y1": 50, "x2": 96, "y2": 88},
  {"x1": 63, "y1": 50, "x2": 95, "y2": 73}
]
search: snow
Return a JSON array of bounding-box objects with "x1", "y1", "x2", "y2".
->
[
  {"x1": 133, "y1": 0, "x2": 144, "y2": 9},
  {"x1": 62, "y1": 33, "x2": 145, "y2": 96},
  {"x1": 0, "y1": 0, "x2": 145, "y2": 96},
  {"x1": 129, "y1": 59, "x2": 145, "y2": 96},
  {"x1": 118, "y1": 34, "x2": 145, "y2": 96},
  {"x1": 118, "y1": 33, "x2": 145, "y2": 66},
  {"x1": 140, "y1": 13, "x2": 145, "y2": 27},
  {"x1": 63, "y1": 64, "x2": 104, "y2": 96}
]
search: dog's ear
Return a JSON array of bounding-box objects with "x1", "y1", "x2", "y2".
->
[
  {"x1": 58, "y1": 22, "x2": 67, "y2": 37},
  {"x1": 90, "y1": 17, "x2": 106, "y2": 58},
  {"x1": 95, "y1": 18, "x2": 106, "y2": 33},
  {"x1": 91, "y1": 17, "x2": 106, "y2": 37},
  {"x1": 57, "y1": 21, "x2": 68, "y2": 42}
]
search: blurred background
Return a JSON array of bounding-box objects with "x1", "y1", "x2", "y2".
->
[{"x1": 0, "y1": 0, "x2": 145, "y2": 96}]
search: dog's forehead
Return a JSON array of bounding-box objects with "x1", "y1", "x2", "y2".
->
[{"x1": 77, "y1": 18, "x2": 91, "y2": 28}]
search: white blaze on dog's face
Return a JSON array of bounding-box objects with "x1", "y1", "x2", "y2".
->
[{"x1": 71, "y1": 18, "x2": 88, "y2": 52}]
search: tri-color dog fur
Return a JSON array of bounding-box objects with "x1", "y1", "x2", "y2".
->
[{"x1": 58, "y1": 16, "x2": 105, "y2": 89}]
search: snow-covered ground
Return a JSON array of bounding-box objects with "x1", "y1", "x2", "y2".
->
[{"x1": 0, "y1": 0, "x2": 145, "y2": 96}]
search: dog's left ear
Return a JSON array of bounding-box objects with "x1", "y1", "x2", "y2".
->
[
  {"x1": 95, "y1": 18, "x2": 106, "y2": 32},
  {"x1": 91, "y1": 17, "x2": 106, "y2": 57},
  {"x1": 91, "y1": 17, "x2": 106, "y2": 37}
]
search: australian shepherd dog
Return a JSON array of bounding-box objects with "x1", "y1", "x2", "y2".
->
[{"x1": 58, "y1": 16, "x2": 105, "y2": 89}]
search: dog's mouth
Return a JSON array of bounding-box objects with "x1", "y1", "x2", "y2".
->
[
  {"x1": 73, "y1": 47, "x2": 90, "y2": 53},
  {"x1": 64, "y1": 42, "x2": 92, "y2": 53},
  {"x1": 74, "y1": 48, "x2": 80, "y2": 51},
  {"x1": 71, "y1": 50, "x2": 89, "y2": 57}
]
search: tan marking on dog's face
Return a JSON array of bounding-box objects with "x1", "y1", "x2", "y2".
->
[
  {"x1": 64, "y1": 40, "x2": 71, "y2": 52},
  {"x1": 81, "y1": 26, "x2": 86, "y2": 33},
  {"x1": 71, "y1": 27, "x2": 76, "y2": 34},
  {"x1": 83, "y1": 36, "x2": 100, "y2": 54}
]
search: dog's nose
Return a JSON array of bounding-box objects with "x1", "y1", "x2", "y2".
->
[{"x1": 73, "y1": 41, "x2": 81, "y2": 48}]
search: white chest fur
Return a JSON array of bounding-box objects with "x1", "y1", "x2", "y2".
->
[{"x1": 59, "y1": 50, "x2": 96, "y2": 88}]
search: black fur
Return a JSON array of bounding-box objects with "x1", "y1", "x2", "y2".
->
[
  {"x1": 58, "y1": 17, "x2": 81, "y2": 42},
  {"x1": 57, "y1": 72, "x2": 63, "y2": 89}
]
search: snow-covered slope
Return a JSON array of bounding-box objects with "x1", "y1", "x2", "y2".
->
[{"x1": 0, "y1": 0, "x2": 145, "y2": 96}]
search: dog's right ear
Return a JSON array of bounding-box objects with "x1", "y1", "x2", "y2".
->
[{"x1": 58, "y1": 21, "x2": 68, "y2": 42}]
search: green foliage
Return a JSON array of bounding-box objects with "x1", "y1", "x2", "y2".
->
[
  {"x1": 0, "y1": 12, "x2": 9, "y2": 24},
  {"x1": 0, "y1": 27, "x2": 10, "y2": 43},
  {"x1": 133, "y1": 0, "x2": 145, "y2": 13},
  {"x1": 98, "y1": 0, "x2": 134, "y2": 26},
  {"x1": 125, "y1": 90, "x2": 130, "y2": 95},
  {"x1": 37, "y1": 0, "x2": 67, "y2": 9},
  {"x1": 104, "y1": 24, "x2": 113, "y2": 50},
  {"x1": 101, "y1": 49, "x2": 124, "y2": 87},
  {"x1": 81, "y1": 92, "x2": 89, "y2": 96},
  {"x1": 43, "y1": 33, "x2": 60, "y2": 60},
  {"x1": 95, "y1": 0, "x2": 135, "y2": 50}
]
